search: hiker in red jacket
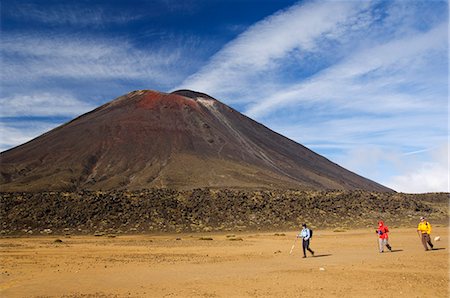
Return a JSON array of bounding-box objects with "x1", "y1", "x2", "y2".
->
[{"x1": 375, "y1": 220, "x2": 392, "y2": 253}]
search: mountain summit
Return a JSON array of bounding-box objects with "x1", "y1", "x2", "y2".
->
[{"x1": 0, "y1": 90, "x2": 392, "y2": 192}]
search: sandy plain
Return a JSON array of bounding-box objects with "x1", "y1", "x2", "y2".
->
[{"x1": 0, "y1": 227, "x2": 448, "y2": 298}]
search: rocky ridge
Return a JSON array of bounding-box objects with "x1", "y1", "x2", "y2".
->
[{"x1": 1, "y1": 190, "x2": 447, "y2": 235}]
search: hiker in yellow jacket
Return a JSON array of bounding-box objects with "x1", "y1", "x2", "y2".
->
[{"x1": 417, "y1": 216, "x2": 434, "y2": 251}]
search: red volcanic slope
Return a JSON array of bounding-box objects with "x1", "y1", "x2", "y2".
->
[{"x1": 0, "y1": 90, "x2": 393, "y2": 192}]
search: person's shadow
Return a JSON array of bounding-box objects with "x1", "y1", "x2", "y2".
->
[
  {"x1": 389, "y1": 249, "x2": 403, "y2": 253},
  {"x1": 313, "y1": 254, "x2": 332, "y2": 258},
  {"x1": 431, "y1": 248, "x2": 446, "y2": 251}
]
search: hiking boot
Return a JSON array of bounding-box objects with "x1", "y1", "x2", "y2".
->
[
  {"x1": 302, "y1": 256, "x2": 307, "y2": 258},
  {"x1": 311, "y1": 251, "x2": 315, "y2": 256}
]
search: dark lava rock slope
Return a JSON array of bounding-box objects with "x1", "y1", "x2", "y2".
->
[{"x1": 1, "y1": 190, "x2": 447, "y2": 235}]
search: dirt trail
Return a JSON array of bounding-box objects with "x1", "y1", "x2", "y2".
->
[{"x1": 1, "y1": 227, "x2": 448, "y2": 297}]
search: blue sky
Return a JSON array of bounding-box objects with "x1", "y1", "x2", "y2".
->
[{"x1": 1, "y1": 0, "x2": 448, "y2": 193}]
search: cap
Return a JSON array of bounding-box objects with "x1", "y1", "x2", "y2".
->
[{"x1": 420, "y1": 216, "x2": 425, "y2": 220}]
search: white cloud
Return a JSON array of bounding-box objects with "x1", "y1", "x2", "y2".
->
[
  {"x1": 385, "y1": 143, "x2": 449, "y2": 193},
  {"x1": 1, "y1": 34, "x2": 184, "y2": 85},
  {"x1": 0, "y1": 121, "x2": 61, "y2": 152},
  {"x1": 329, "y1": 143, "x2": 449, "y2": 194},
  {"x1": 0, "y1": 92, "x2": 97, "y2": 150},
  {"x1": 10, "y1": 3, "x2": 142, "y2": 27},
  {"x1": 0, "y1": 92, "x2": 96, "y2": 117},
  {"x1": 274, "y1": 113, "x2": 447, "y2": 151},
  {"x1": 245, "y1": 21, "x2": 447, "y2": 118},
  {"x1": 269, "y1": 110, "x2": 448, "y2": 194},
  {"x1": 177, "y1": 0, "x2": 372, "y2": 97}
]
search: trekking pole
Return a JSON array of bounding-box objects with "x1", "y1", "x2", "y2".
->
[
  {"x1": 375, "y1": 230, "x2": 383, "y2": 252},
  {"x1": 374, "y1": 229, "x2": 379, "y2": 252},
  {"x1": 289, "y1": 236, "x2": 298, "y2": 255}
]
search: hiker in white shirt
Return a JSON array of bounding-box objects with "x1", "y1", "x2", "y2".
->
[{"x1": 297, "y1": 223, "x2": 315, "y2": 258}]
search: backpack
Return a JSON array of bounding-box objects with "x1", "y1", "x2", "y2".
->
[{"x1": 309, "y1": 228, "x2": 313, "y2": 238}]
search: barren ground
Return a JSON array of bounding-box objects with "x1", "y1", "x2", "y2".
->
[{"x1": 1, "y1": 227, "x2": 448, "y2": 297}]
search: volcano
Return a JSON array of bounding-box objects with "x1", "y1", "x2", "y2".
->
[{"x1": 0, "y1": 90, "x2": 392, "y2": 192}]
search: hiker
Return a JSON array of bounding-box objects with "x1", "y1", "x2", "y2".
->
[
  {"x1": 417, "y1": 216, "x2": 434, "y2": 251},
  {"x1": 297, "y1": 223, "x2": 314, "y2": 258},
  {"x1": 375, "y1": 220, "x2": 392, "y2": 253}
]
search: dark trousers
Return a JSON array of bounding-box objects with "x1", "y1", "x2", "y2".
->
[
  {"x1": 302, "y1": 239, "x2": 314, "y2": 256},
  {"x1": 421, "y1": 233, "x2": 434, "y2": 250}
]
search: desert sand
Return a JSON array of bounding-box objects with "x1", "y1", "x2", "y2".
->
[{"x1": 1, "y1": 227, "x2": 448, "y2": 297}]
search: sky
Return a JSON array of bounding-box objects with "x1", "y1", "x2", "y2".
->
[{"x1": 1, "y1": 0, "x2": 448, "y2": 193}]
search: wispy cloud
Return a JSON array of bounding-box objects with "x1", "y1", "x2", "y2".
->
[
  {"x1": 0, "y1": 92, "x2": 96, "y2": 117},
  {"x1": 326, "y1": 141, "x2": 449, "y2": 194},
  {"x1": 245, "y1": 21, "x2": 447, "y2": 118},
  {"x1": 0, "y1": 90, "x2": 97, "y2": 151},
  {"x1": 1, "y1": 34, "x2": 185, "y2": 85},
  {"x1": 386, "y1": 143, "x2": 449, "y2": 193},
  {"x1": 177, "y1": 1, "x2": 372, "y2": 99},
  {"x1": 0, "y1": 121, "x2": 63, "y2": 153},
  {"x1": 9, "y1": 3, "x2": 142, "y2": 27},
  {"x1": 274, "y1": 113, "x2": 447, "y2": 150}
]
